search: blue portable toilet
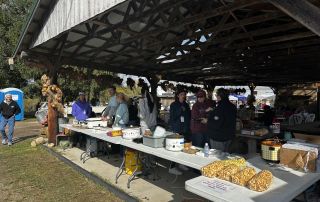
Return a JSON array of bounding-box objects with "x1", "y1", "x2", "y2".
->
[{"x1": 0, "y1": 88, "x2": 24, "y2": 121}]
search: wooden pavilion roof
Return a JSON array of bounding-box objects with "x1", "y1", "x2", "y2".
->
[{"x1": 14, "y1": 0, "x2": 320, "y2": 86}]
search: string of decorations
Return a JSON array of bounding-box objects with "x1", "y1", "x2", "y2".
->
[
  {"x1": 158, "y1": 81, "x2": 202, "y2": 94},
  {"x1": 57, "y1": 67, "x2": 123, "y2": 86}
]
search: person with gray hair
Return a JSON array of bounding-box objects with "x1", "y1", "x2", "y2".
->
[
  {"x1": 101, "y1": 86, "x2": 118, "y2": 122},
  {"x1": 0, "y1": 94, "x2": 21, "y2": 146}
]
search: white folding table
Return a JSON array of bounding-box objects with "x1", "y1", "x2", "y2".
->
[
  {"x1": 185, "y1": 156, "x2": 320, "y2": 202},
  {"x1": 60, "y1": 124, "x2": 123, "y2": 162}
]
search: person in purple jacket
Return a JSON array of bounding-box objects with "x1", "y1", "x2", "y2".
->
[{"x1": 72, "y1": 92, "x2": 92, "y2": 121}]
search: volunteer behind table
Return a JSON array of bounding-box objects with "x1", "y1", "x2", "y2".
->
[
  {"x1": 71, "y1": 92, "x2": 92, "y2": 147},
  {"x1": 202, "y1": 88, "x2": 236, "y2": 152},
  {"x1": 0, "y1": 94, "x2": 21, "y2": 146},
  {"x1": 71, "y1": 92, "x2": 92, "y2": 121},
  {"x1": 138, "y1": 86, "x2": 157, "y2": 134},
  {"x1": 113, "y1": 93, "x2": 129, "y2": 128},
  {"x1": 168, "y1": 89, "x2": 191, "y2": 175},
  {"x1": 169, "y1": 89, "x2": 191, "y2": 141},
  {"x1": 191, "y1": 90, "x2": 211, "y2": 147},
  {"x1": 102, "y1": 86, "x2": 118, "y2": 122}
]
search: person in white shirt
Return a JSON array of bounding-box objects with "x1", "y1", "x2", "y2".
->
[{"x1": 138, "y1": 87, "x2": 157, "y2": 134}]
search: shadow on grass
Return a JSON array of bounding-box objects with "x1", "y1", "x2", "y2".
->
[{"x1": 12, "y1": 134, "x2": 38, "y2": 144}]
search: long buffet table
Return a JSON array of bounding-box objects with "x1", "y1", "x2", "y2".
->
[
  {"x1": 60, "y1": 124, "x2": 215, "y2": 169},
  {"x1": 61, "y1": 124, "x2": 122, "y2": 145},
  {"x1": 60, "y1": 124, "x2": 320, "y2": 201}
]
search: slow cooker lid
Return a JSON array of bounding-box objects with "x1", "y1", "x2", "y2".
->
[{"x1": 166, "y1": 134, "x2": 184, "y2": 139}]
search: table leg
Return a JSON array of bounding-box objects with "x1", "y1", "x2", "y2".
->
[
  {"x1": 127, "y1": 151, "x2": 142, "y2": 189},
  {"x1": 105, "y1": 143, "x2": 110, "y2": 159},
  {"x1": 247, "y1": 138, "x2": 257, "y2": 156},
  {"x1": 80, "y1": 138, "x2": 95, "y2": 164},
  {"x1": 149, "y1": 156, "x2": 161, "y2": 181},
  {"x1": 115, "y1": 156, "x2": 125, "y2": 184}
]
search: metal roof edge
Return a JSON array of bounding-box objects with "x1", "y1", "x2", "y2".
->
[
  {"x1": 0, "y1": 88, "x2": 24, "y2": 93},
  {"x1": 12, "y1": 0, "x2": 41, "y2": 58}
]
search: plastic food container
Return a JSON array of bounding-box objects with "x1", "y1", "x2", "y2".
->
[
  {"x1": 107, "y1": 127, "x2": 123, "y2": 137},
  {"x1": 143, "y1": 135, "x2": 165, "y2": 148}
]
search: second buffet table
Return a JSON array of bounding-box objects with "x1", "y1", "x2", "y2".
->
[{"x1": 60, "y1": 124, "x2": 320, "y2": 201}]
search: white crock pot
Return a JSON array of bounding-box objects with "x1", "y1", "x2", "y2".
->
[{"x1": 165, "y1": 134, "x2": 184, "y2": 151}]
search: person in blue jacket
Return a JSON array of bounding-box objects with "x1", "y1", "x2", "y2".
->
[{"x1": 72, "y1": 92, "x2": 92, "y2": 121}]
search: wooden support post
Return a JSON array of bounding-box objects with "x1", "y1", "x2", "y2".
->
[
  {"x1": 47, "y1": 100, "x2": 58, "y2": 144},
  {"x1": 147, "y1": 75, "x2": 160, "y2": 113},
  {"x1": 271, "y1": 86, "x2": 279, "y2": 107},
  {"x1": 87, "y1": 68, "x2": 93, "y2": 102},
  {"x1": 204, "y1": 82, "x2": 215, "y2": 101},
  {"x1": 317, "y1": 87, "x2": 320, "y2": 121},
  {"x1": 48, "y1": 62, "x2": 60, "y2": 144},
  {"x1": 249, "y1": 83, "x2": 256, "y2": 96},
  {"x1": 268, "y1": 0, "x2": 320, "y2": 37}
]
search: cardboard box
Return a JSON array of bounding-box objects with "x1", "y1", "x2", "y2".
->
[{"x1": 280, "y1": 148, "x2": 317, "y2": 172}]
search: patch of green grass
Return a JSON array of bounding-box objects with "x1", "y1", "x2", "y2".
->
[{"x1": 0, "y1": 140, "x2": 123, "y2": 202}]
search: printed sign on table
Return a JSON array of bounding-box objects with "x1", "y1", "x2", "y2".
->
[{"x1": 201, "y1": 179, "x2": 236, "y2": 194}]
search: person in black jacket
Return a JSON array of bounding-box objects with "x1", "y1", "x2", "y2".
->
[
  {"x1": 168, "y1": 89, "x2": 191, "y2": 175},
  {"x1": 0, "y1": 94, "x2": 21, "y2": 146},
  {"x1": 202, "y1": 88, "x2": 236, "y2": 152},
  {"x1": 169, "y1": 89, "x2": 191, "y2": 140}
]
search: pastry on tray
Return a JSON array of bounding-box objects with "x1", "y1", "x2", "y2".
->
[
  {"x1": 247, "y1": 170, "x2": 273, "y2": 192},
  {"x1": 216, "y1": 164, "x2": 241, "y2": 181},
  {"x1": 231, "y1": 167, "x2": 256, "y2": 186}
]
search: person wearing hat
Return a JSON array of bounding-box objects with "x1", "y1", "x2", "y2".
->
[
  {"x1": 201, "y1": 88, "x2": 236, "y2": 152},
  {"x1": 191, "y1": 90, "x2": 212, "y2": 147},
  {"x1": 0, "y1": 94, "x2": 21, "y2": 146},
  {"x1": 71, "y1": 92, "x2": 92, "y2": 121}
]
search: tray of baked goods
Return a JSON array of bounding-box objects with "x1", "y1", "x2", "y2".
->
[
  {"x1": 201, "y1": 158, "x2": 273, "y2": 192},
  {"x1": 241, "y1": 128, "x2": 269, "y2": 136}
]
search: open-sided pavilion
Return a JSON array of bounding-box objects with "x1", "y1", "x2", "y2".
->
[{"x1": 13, "y1": 0, "x2": 320, "y2": 87}]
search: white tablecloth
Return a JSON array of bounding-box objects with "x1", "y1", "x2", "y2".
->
[
  {"x1": 185, "y1": 156, "x2": 320, "y2": 202},
  {"x1": 60, "y1": 124, "x2": 220, "y2": 169},
  {"x1": 60, "y1": 124, "x2": 122, "y2": 145}
]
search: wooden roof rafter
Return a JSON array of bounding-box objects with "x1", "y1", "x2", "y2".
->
[{"x1": 13, "y1": 0, "x2": 320, "y2": 85}]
